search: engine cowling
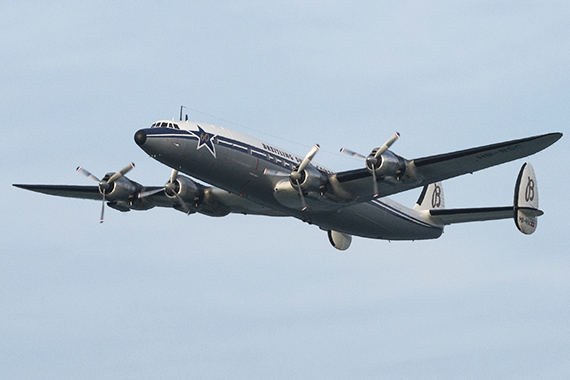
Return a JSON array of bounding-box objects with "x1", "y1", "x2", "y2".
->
[
  {"x1": 291, "y1": 165, "x2": 327, "y2": 192},
  {"x1": 99, "y1": 175, "x2": 158, "y2": 211},
  {"x1": 367, "y1": 150, "x2": 406, "y2": 179},
  {"x1": 273, "y1": 166, "x2": 327, "y2": 209},
  {"x1": 101, "y1": 175, "x2": 137, "y2": 201},
  {"x1": 164, "y1": 175, "x2": 204, "y2": 210}
]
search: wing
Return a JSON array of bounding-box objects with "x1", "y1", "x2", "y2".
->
[
  {"x1": 12, "y1": 184, "x2": 178, "y2": 207},
  {"x1": 329, "y1": 132, "x2": 562, "y2": 202},
  {"x1": 13, "y1": 184, "x2": 104, "y2": 201},
  {"x1": 13, "y1": 183, "x2": 286, "y2": 216}
]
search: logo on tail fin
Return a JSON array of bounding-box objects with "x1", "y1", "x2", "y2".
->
[
  {"x1": 432, "y1": 184, "x2": 442, "y2": 208},
  {"x1": 525, "y1": 177, "x2": 535, "y2": 202}
]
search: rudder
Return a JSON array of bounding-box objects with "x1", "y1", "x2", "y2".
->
[{"x1": 514, "y1": 162, "x2": 541, "y2": 234}]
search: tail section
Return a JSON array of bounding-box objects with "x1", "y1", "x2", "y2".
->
[
  {"x1": 514, "y1": 162, "x2": 540, "y2": 234},
  {"x1": 426, "y1": 162, "x2": 543, "y2": 234}
]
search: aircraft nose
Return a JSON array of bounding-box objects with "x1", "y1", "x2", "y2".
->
[{"x1": 134, "y1": 129, "x2": 147, "y2": 146}]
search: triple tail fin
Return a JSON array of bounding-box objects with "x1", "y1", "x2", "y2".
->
[
  {"x1": 413, "y1": 182, "x2": 445, "y2": 211},
  {"x1": 425, "y1": 162, "x2": 543, "y2": 234}
]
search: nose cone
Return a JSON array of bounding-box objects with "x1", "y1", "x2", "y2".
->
[{"x1": 134, "y1": 129, "x2": 147, "y2": 146}]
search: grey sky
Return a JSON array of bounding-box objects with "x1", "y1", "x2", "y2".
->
[{"x1": 2, "y1": 1, "x2": 569, "y2": 379}]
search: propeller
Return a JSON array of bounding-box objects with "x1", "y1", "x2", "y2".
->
[
  {"x1": 77, "y1": 163, "x2": 135, "y2": 223},
  {"x1": 264, "y1": 144, "x2": 320, "y2": 211},
  {"x1": 340, "y1": 132, "x2": 400, "y2": 197},
  {"x1": 138, "y1": 169, "x2": 193, "y2": 214},
  {"x1": 165, "y1": 169, "x2": 194, "y2": 214}
]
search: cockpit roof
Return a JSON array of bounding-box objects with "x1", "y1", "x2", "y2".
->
[{"x1": 151, "y1": 120, "x2": 180, "y2": 130}]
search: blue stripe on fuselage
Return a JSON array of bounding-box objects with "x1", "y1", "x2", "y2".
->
[
  {"x1": 144, "y1": 127, "x2": 441, "y2": 233},
  {"x1": 144, "y1": 127, "x2": 305, "y2": 171}
]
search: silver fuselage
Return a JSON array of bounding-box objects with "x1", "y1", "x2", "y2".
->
[{"x1": 136, "y1": 121, "x2": 443, "y2": 240}]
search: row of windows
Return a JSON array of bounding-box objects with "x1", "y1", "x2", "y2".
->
[
  {"x1": 151, "y1": 121, "x2": 180, "y2": 130},
  {"x1": 147, "y1": 124, "x2": 315, "y2": 172}
]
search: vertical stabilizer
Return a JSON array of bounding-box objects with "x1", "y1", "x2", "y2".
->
[
  {"x1": 514, "y1": 162, "x2": 540, "y2": 234},
  {"x1": 413, "y1": 182, "x2": 445, "y2": 211}
]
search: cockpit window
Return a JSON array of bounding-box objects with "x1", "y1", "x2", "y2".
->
[{"x1": 150, "y1": 121, "x2": 181, "y2": 129}]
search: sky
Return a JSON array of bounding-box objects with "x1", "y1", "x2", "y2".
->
[{"x1": 2, "y1": 1, "x2": 569, "y2": 379}]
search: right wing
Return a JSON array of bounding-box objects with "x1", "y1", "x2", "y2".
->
[{"x1": 329, "y1": 132, "x2": 562, "y2": 203}]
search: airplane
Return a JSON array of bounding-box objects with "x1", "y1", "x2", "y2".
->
[{"x1": 14, "y1": 114, "x2": 562, "y2": 250}]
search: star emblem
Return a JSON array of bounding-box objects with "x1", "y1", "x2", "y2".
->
[{"x1": 189, "y1": 125, "x2": 217, "y2": 157}]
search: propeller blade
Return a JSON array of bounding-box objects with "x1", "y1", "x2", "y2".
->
[
  {"x1": 297, "y1": 144, "x2": 320, "y2": 173},
  {"x1": 339, "y1": 148, "x2": 367, "y2": 160},
  {"x1": 76, "y1": 167, "x2": 100, "y2": 183},
  {"x1": 100, "y1": 192, "x2": 106, "y2": 223},
  {"x1": 295, "y1": 179, "x2": 307, "y2": 211},
  {"x1": 170, "y1": 169, "x2": 179, "y2": 183},
  {"x1": 107, "y1": 162, "x2": 135, "y2": 184},
  {"x1": 138, "y1": 188, "x2": 164, "y2": 199},
  {"x1": 371, "y1": 169, "x2": 379, "y2": 198},
  {"x1": 374, "y1": 132, "x2": 400, "y2": 159},
  {"x1": 174, "y1": 192, "x2": 193, "y2": 215},
  {"x1": 263, "y1": 168, "x2": 290, "y2": 176}
]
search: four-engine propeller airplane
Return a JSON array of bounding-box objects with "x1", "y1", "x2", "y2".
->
[{"x1": 14, "y1": 115, "x2": 562, "y2": 250}]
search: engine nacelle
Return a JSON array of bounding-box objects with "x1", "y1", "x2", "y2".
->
[
  {"x1": 102, "y1": 175, "x2": 137, "y2": 201},
  {"x1": 100, "y1": 176, "x2": 158, "y2": 211},
  {"x1": 291, "y1": 165, "x2": 327, "y2": 192},
  {"x1": 367, "y1": 151, "x2": 407, "y2": 179},
  {"x1": 165, "y1": 175, "x2": 204, "y2": 207},
  {"x1": 129, "y1": 194, "x2": 157, "y2": 211}
]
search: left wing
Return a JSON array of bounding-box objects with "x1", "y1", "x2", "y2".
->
[
  {"x1": 13, "y1": 184, "x2": 104, "y2": 201},
  {"x1": 328, "y1": 132, "x2": 562, "y2": 203},
  {"x1": 14, "y1": 174, "x2": 286, "y2": 220},
  {"x1": 12, "y1": 184, "x2": 174, "y2": 206}
]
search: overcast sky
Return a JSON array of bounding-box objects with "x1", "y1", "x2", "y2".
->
[{"x1": 2, "y1": 1, "x2": 569, "y2": 379}]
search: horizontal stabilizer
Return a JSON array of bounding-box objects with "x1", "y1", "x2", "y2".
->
[{"x1": 430, "y1": 206, "x2": 516, "y2": 225}]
